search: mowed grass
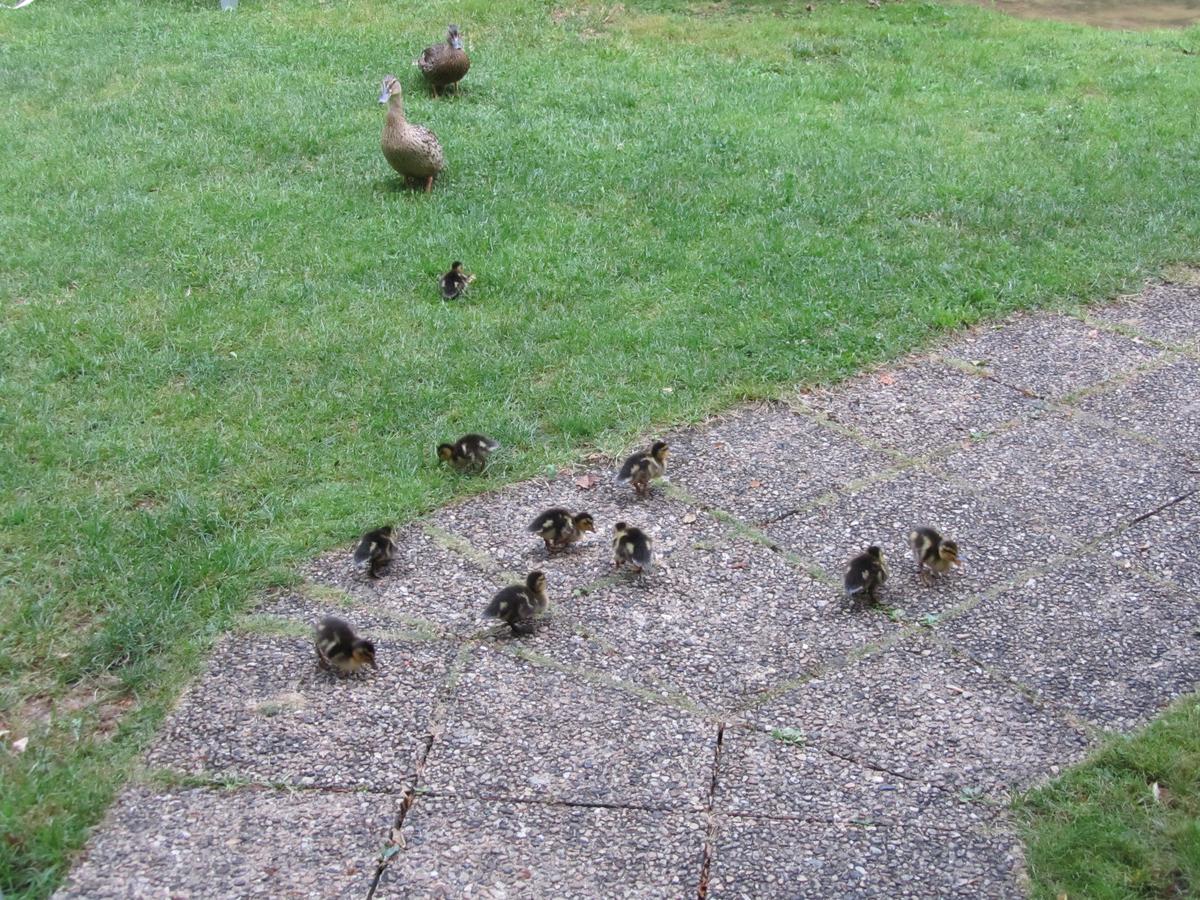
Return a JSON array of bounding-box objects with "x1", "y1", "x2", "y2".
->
[
  {"x1": 1018, "y1": 694, "x2": 1200, "y2": 899},
  {"x1": 1, "y1": 0, "x2": 1198, "y2": 894}
]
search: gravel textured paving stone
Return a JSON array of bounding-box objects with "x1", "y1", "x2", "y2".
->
[
  {"x1": 510, "y1": 511, "x2": 899, "y2": 712},
  {"x1": 937, "y1": 410, "x2": 1198, "y2": 544},
  {"x1": 938, "y1": 553, "x2": 1200, "y2": 731},
  {"x1": 706, "y1": 813, "x2": 1023, "y2": 899},
  {"x1": 1101, "y1": 491, "x2": 1200, "y2": 592},
  {"x1": 55, "y1": 785, "x2": 389, "y2": 899},
  {"x1": 937, "y1": 312, "x2": 1164, "y2": 400},
  {"x1": 146, "y1": 634, "x2": 452, "y2": 790},
  {"x1": 301, "y1": 525, "x2": 505, "y2": 635},
  {"x1": 429, "y1": 473, "x2": 685, "y2": 589},
  {"x1": 422, "y1": 646, "x2": 714, "y2": 806},
  {"x1": 375, "y1": 797, "x2": 703, "y2": 898},
  {"x1": 792, "y1": 359, "x2": 1035, "y2": 458},
  {"x1": 1087, "y1": 282, "x2": 1200, "y2": 350},
  {"x1": 716, "y1": 725, "x2": 1000, "y2": 824},
  {"x1": 663, "y1": 403, "x2": 898, "y2": 525},
  {"x1": 1075, "y1": 355, "x2": 1200, "y2": 463},
  {"x1": 744, "y1": 632, "x2": 1090, "y2": 798},
  {"x1": 766, "y1": 467, "x2": 1079, "y2": 621}
]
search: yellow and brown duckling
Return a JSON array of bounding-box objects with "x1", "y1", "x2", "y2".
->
[
  {"x1": 527, "y1": 508, "x2": 595, "y2": 551},
  {"x1": 437, "y1": 433, "x2": 500, "y2": 473},
  {"x1": 379, "y1": 75, "x2": 445, "y2": 193},
  {"x1": 440, "y1": 261, "x2": 474, "y2": 300},
  {"x1": 844, "y1": 545, "x2": 888, "y2": 609},
  {"x1": 616, "y1": 441, "x2": 669, "y2": 497},
  {"x1": 314, "y1": 616, "x2": 377, "y2": 676},
  {"x1": 353, "y1": 525, "x2": 396, "y2": 579},
  {"x1": 415, "y1": 24, "x2": 470, "y2": 97},
  {"x1": 909, "y1": 527, "x2": 960, "y2": 583},
  {"x1": 613, "y1": 521, "x2": 653, "y2": 573},
  {"x1": 484, "y1": 570, "x2": 549, "y2": 636}
]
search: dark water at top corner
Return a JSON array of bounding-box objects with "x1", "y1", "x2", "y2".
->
[{"x1": 956, "y1": 0, "x2": 1200, "y2": 29}]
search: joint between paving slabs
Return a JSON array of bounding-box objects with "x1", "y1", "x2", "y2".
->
[
  {"x1": 696, "y1": 722, "x2": 724, "y2": 900},
  {"x1": 366, "y1": 641, "x2": 476, "y2": 897},
  {"x1": 1076, "y1": 307, "x2": 1195, "y2": 355}
]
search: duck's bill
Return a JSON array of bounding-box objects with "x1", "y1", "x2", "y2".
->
[{"x1": 378, "y1": 87, "x2": 390, "y2": 103}]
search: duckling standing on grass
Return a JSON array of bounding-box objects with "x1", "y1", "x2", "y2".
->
[
  {"x1": 528, "y1": 508, "x2": 595, "y2": 551},
  {"x1": 613, "y1": 521, "x2": 653, "y2": 573},
  {"x1": 844, "y1": 546, "x2": 888, "y2": 609},
  {"x1": 439, "y1": 261, "x2": 474, "y2": 300},
  {"x1": 437, "y1": 433, "x2": 500, "y2": 473},
  {"x1": 484, "y1": 571, "x2": 549, "y2": 636},
  {"x1": 415, "y1": 24, "x2": 471, "y2": 97},
  {"x1": 353, "y1": 525, "x2": 396, "y2": 579},
  {"x1": 909, "y1": 527, "x2": 960, "y2": 584},
  {"x1": 379, "y1": 75, "x2": 445, "y2": 193},
  {"x1": 315, "y1": 616, "x2": 377, "y2": 677},
  {"x1": 617, "y1": 441, "x2": 669, "y2": 497}
]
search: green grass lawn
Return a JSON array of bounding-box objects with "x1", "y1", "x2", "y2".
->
[
  {"x1": 1018, "y1": 694, "x2": 1200, "y2": 899},
  {"x1": 1, "y1": 0, "x2": 1198, "y2": 894}
]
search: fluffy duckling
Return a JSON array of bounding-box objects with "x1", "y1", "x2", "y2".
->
[
  {"x1": 910, "y1": 527, "x2": 960, "y2": 583},
  {"x1": 484, "y1": 570, "x2": 549, "y2": 636},
  {"x1": 613, "y1": 521, "x2": 653, "y2": 573},
  {"x1": 844, "y1": 545, "x2": 888, "y2": 609},
  {"x1": 314, "y1": 616, "x2": 377, "y2": 676},
  {"x1": 616, "y1": 441, "x2": 669, "y2": 497},
  {"x1": 527, "y1": 508, "x2": 595, "y2": 551},
  {"x1": 379, "y1": 75, "x2": 445, "y2": 193},
  {"x1": 353, "y1": 525, "x2": 396, "y2": 579},
  {"x1": 440, "y1": 261, "x2": 474, "y2": 300},
  {"x1": 415, "y1": 24, "x2": 471, "y2": 97},
  {"x1": 437, "y1": 433, "x2": 500, "y2": 473}
]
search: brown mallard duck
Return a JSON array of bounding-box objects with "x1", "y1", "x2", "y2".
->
[
  {"x1": 353, "y1": 525, "x2": 397, "y2": 579},
  {"x1": 484, "y1": 571, "x2": 549, "y2": 636},
  {"x1": 909, "y1": 527, "x2": 960, "y2": 583},
  {"x1": 437, "y1": 433, "x2": 500, "y2": 473},
  {"x1": 616, "y1": 441, "x2": 669, "y2": 497},
  {"x1": 440, "y1": 261, "x2": 474, "y2": 300},
  {"x1": 415, "y1": 25, "x2": 470, "y2": 97},
  {"x1": 528, "y1": 508, "x2": 595, "y2": 551},
  {"x1": 378, "y1": 75, "x2": 445, "y2": 192}
]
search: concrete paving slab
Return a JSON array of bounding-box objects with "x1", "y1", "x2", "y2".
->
[
  {"x1": 938, "y1": 312, "x2": 1163, "y2": 399},
  {"x1": 55, "y1": 785, "x2": 389, "y2": 899},
  {"x1": 1075, "y1": 356, "x2": 1200, "y2": 463},
  {"x1": 422, "y1": 646, "x2": 714, "y2": 807},
  {"x1": 707, "y1": 813, "x2": 1023, "y2": 899},
  {"x1": 938, "y1": 553, "x2": 1200, "y2": 731},
  {"x1": 663, "y1": 403, "x2": 898, "y2": 525},
  {"x1": 716, "y1": 725, "x2": 998, "y2": 824},
  {"x1": 792, "y1": 359, "x2": 1035, "y2": 458},
  {"x1": 765, "y1": 467, "x2": 1079, "y2": 621},
  {"x1": 300, "y1": 525, "x2": 506, "y2": 635},
  {"x1": 375, "y1": 797, "x2": 703, "y2": 898},
  {"x1": 507, "y1": 514, "x2": 899, "y2": 712},
  {"x1": 744, "y1": 633, "x2": 1090, "y2": 798},
  {"x1": 146, "y1": 634, "x2": 452, "y2": 790},
  {"x1": 937, "y1": 411, "x2": 1198, "y2": 543},
  {"x1": 1102, "y1": 491, "x2": 1200, "y2": 592},
  {"x1": 428, "y1": 473, "x2": 690, "y2": 589},
  {"x1": 1087, "y1": 282, "x2": 1200, "y2": 350}
]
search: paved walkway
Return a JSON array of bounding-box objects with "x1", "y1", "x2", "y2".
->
[{"x1": 59, "y1": 283, "x2": 1200, "y2": 898}]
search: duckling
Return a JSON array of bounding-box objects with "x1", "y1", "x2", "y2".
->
[
  {"x1": 415, "y1": 24, "x2": 471, "y2": 98},
  {"x1": 484, "y1": 571, "x2": 549, "y2": 636},
  {"x1": 909, "y1": 527, "x2": 960, "y2": 583},
  {"x1": 613, "y1": 521, "x2": 653, "y2": 573},
  {"x1": 616, "y1": 441, "x2": 669, "y2": 497},
  {"x1": 844, "y1": 545, "x2": 888, "y2": 609},
  {"x1": 314, "y1": 616, "x2": 377, "y2": 676},
  {"x1": 379, "y1": 75, "x2": 445, "y2": 193},
  {"x1": 527, "y1": 508, "x2": 595, "y2": 551},
  {"x1": 437, "y1": 433, "x2": 500, "y2": 473},
  {"x1": 439, "y1": 261, "x2": 474, "y2": 300},
  {"x1": 353, "y1": 525, "x2": 396, "y2": 579}
]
